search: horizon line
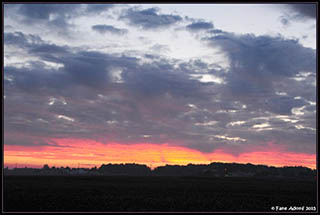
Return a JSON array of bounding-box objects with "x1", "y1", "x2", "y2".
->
[{"x1": 4, "y1": 161, "x2": 316, "y2": 171}]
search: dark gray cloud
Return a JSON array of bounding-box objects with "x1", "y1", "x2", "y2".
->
[
  {"x1": 206, "y1": 33, "x2": 315, "y2": 78},
  {"x1": 4, "y1": 31, "x2": 208, "y2": 112},
  {"x1": 186, "y1": 21, "x2": 213, "y2": 31},
  {"x1": 5, "y1": 64, "x2": 64, "y2": 90},
  {"x1": 4, "y1": 32, "x2": 209, "y2": 148},
  {"x1": 6, "y1": 4, "x2": 114, "y2": 20},
  {"x1": 120, "y1": 7, "x2": 182, "y2": 29},
  {"x1": 203, "y1": 32, "x2": 316, "y2": 116},
  {"x1": 5, "y1": 4, "x2": 115, "y2": 33},
  {"x1": 92, "y1": 24, "x2": 128, "y2": 35},
  {"x1": 85, "y1": 4, "x2": 114, "y2": 14},
  {"x1": 17, "y1": 4, "x2": 81, "y2": 29},
  {"x1": 264, "y1": 96, "x2": 308, "y2": 115},
  {"x1": 207, "y1": 29, "x2": 225, "y2": 34},
  {"x1": 4, "y1": 32, "x2": 117, "y2": 90},
  {"x1": 5, "y1": 32, "x2": 137, "y2": 90},
  {"x1": 18, "y1": 4, "x2": 79, "y2": 20},
  {"x1": 287, "y1": 4, "x2": 317, "y2": 19},
  {"x1": 279, "y1": 4, "x2": 317, "y2": 26},
  {"x1": 30, "y1": 43, "x2": 70, "y2": 54},
  {"x1": 4, "y1": 31, "x2": 43, "y2": 47}
]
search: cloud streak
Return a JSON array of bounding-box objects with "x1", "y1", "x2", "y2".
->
[
  {"x1": 92, "y1": 24, "x2": 128, "y2": 35},
  {"x1": 120, "y1": 7, "x2": 182, "y2": 29},
  {"x1": 186, "y1": 21, "x2": 214, "y2": 31}
]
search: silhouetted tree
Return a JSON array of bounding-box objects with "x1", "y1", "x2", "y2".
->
[{"x1": 43, "y1": 164, "x2": 49, "y2": 170}]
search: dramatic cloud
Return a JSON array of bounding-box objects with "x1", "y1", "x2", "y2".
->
[
  {"x1": 279, "y1": 3, "x2": 317, "y2": 27},
  {"x1": 18, "y1": 4, "x2": 79, "y2": 19},
  {"x1": 4, "y1": 4, "x2": 316, "y2": 169},
  {"x1": 287, "y1": 3, "x2": 317, "y2": 19},
  {"x1": 120, "y1": 7, "x2": 182, "y2": 29},
  {"x1": 17, "y1": 4, "x2": 80, "y2": 28},
  {"x1": 203, "y1": 32, "x2": 316, "y2": 106}
]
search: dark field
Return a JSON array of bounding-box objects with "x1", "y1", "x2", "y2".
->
[{"x1": 4, "y1": 176, "x2": 317, "y2": 212}]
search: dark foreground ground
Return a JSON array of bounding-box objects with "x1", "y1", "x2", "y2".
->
[{"x1": 4, "y1": 176, "x2": 317, "y2": 212}]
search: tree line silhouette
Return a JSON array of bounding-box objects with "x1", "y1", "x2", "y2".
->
[{"x1": 4, "y1": 162, "x2": 316, "y2": 179}]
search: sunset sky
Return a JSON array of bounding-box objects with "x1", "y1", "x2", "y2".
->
[{"x1": 3, "y1": 3, "x2": 317, "y2": 169}]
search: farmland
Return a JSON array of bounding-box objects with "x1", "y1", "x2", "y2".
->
[{"x1": 4, "y1": 175, "x2": 317, "y2": 212}]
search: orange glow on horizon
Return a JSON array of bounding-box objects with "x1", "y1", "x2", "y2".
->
[{"x1": 4, "y1": 138, "x2": 316, "y2": 169}]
